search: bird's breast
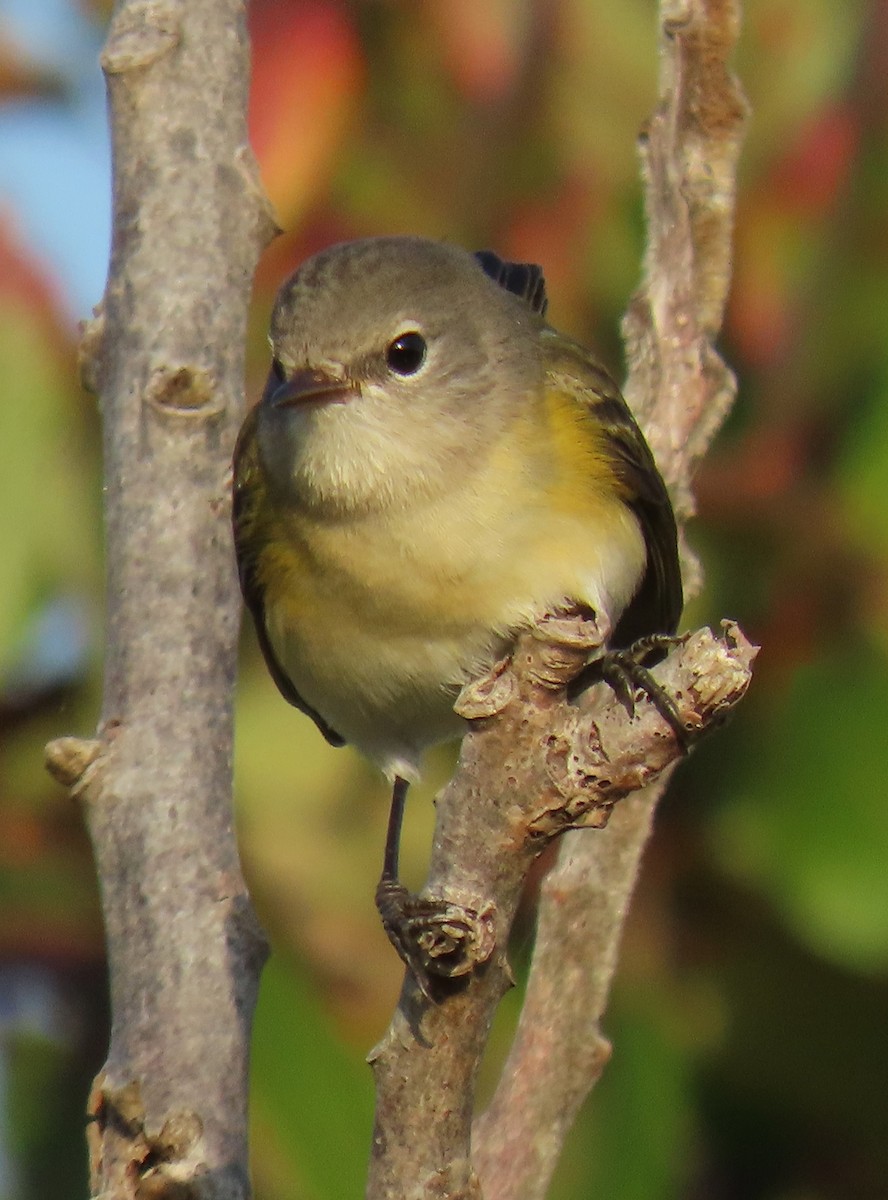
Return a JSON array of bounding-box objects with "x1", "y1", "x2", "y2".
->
[{"x1": 256, "y1": 398, "x2": 646, "y2": 773}]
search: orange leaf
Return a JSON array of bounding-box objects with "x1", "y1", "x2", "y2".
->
[{"x1": 249, "y1": 0, "x2": 364, "y2": 225}]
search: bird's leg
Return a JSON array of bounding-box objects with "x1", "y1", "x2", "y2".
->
[
  {"x1": 572, "y1": 633, "x2": 693, "y2": 748},
  {"x1": 375, "y1": 776, "x2": 492, "y2": 1001},
  {"x1": 380, "y1": 774, "x2": 410, "y2": 891}
]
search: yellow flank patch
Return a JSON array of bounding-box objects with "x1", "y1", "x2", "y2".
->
[{"x1": 540, "y1": 382, "x2": 620, "y2": 511}]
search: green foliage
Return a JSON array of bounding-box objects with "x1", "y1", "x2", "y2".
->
[
  {"x1": 0, "y1": 306, "x2": 95, "y2": 681},
  {"x1": 713, "y1": 645, "x2": 888, "y2": 973},
  {"x1": 839, "y1": 367, "x2": 888, "y2": 563},
  {"x1": 251, "y1": 956, "x2": 374, "y2": 1200}
]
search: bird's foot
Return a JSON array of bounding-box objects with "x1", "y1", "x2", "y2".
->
[
  {"x1": 375, "y1": 876, "x2": 496, "y2": 1002},
  {"x1": 579, "y1": 634, "x2": 695, "y2": 749}
]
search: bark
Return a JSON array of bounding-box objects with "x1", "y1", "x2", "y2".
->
[
  {"x1": 369, "y1": 4, "x2": 750, "y2": 1199},
  {"x1": 45, "y1": 1, "x2": 276, "y2": 1196}
]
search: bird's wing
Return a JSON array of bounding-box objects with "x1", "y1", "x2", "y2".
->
[
  {"x1": 474, "y1": 250, "x2": 548, "y2": 317},
  {"x1": 231, "y1": 405, "x2": 346, "y2": 747},
  {"x1": 543, "y1": 331, "x2": 683, "y2": 646}
]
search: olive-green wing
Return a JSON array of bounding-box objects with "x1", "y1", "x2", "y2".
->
[
  {"x1": 231, "y1": 406, "x2": 346, "y2": 747},
  {"x1": 545, "y1": 333, "x2": 683, "y2": 646},
  {"x1": 477, "y1": 253, "x2": 682, "y2": 644}
]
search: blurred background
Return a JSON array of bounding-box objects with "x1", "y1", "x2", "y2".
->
[{"x1": 1, "y1": 0, "x2": 887, "y2": 1196}]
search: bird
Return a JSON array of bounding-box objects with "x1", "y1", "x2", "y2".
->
[{"x1": 232, "y1": 236, "x2": 683, "y2": 992}]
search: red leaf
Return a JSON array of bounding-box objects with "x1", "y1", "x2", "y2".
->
[
  {"x1": 249, "y1": 0, "x2": 364, "y2": 224},
  {"x1": 771, "y1": 102, "x2": 859, "y2": 217}
]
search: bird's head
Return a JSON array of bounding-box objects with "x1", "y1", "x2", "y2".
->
[{"x1": 255, "y1": 236, "x2": 542, "y2": 516}]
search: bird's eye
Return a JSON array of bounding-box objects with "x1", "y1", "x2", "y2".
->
[
  {"x1": 270, "y1": 357, "x2": 286, "y2": 382},
  {"x1": 386, "y1": 332, "x2": 427, "y2": 376}
]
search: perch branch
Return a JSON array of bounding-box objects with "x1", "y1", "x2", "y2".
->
[
  {"x1": 369, "y1": 3, "x2": 750, "y2": 1199},
  {"x1": 474, "y1": 4, "x2": 749, "y2": 1198},
  {"x1": 368, "y1": 625, "x2": 755, "y2": 1199}
]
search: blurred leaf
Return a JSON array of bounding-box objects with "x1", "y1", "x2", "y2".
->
[
  {"x1": 551, "y1": 996, "x2": 695, "y2": 1200},
  {"x1": 248, "y1": 0, "x2": 363, "y2": 225},
  {"x1": 420, "y1": 0, "x2": 522, "y2": 104},
  {"x1": 838, "y1": 366, "x2": 888, "y2": 561},
  {"x1": 739, "y1": 0, "x2": 864, "y2": 166},
  {"x1": 6, "y1": 1033, "x2": 59, "y2": 1165},
  {"x1": 770, "y1": 101, "x2": 859, "y2": 218},
  {"x1": 708, "y1": 908, "x2": 888, "y2": 1183},
  {"x1": 0, "y1": 302, "x2": 94, "y2": 683},
  {"x1": 711, "y1": 645, "x2": 888, "y2": 972},
  {"x1": 250, "y1": 953, "x2": 374, "y2": 1200},
  {"x1": 6, "y1": 1027, "x2": 89, "y2": 1200}
]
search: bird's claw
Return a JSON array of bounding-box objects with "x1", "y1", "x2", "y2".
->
[
  {"x1": 600, "y1": 636, "x2": 693, "y2": 747},
  {"x1": 375, "y1": 878, "x2": 496, "y2": 1001}
]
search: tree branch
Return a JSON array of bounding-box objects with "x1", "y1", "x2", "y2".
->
[
  {"x1": 624, "y1": 0, "x2": 749, "y2": 522},
  {"x1": 369, "y1": 3, "x2": 750, "y2": 1199},
  {"x1": 45, "y1": 1, "x2": 276, "y2": 1196},
  {"x1": 368, "y1": 625, "x2": 754, "y2": 1199}
]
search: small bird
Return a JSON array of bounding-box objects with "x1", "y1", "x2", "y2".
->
[{"x1": 232, "y1": 236, "x2": 682, "y2": 990}]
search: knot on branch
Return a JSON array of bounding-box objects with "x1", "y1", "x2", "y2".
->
[
  {"x1": 414, "y1": 901, "x2": 496, "y2": 980},
  {"x1": 102, "y1": 1, "x2": 181, "y2": 75},
  {"x1": 87, "y1": 1075, "x2": 206, "y2": 1200},
  {"x1": 377, "y1": 878, "x2": 497, "y2": 998},
  {"x1": 455, "y1": 656, "x2": 516, "y2": 719},
  {"x1": 421, "y1": 1161, "x2": 483, "y2": 1199},
  {"x1": 525, "y1": 621, "x2": 755, "y2": 841},
  {"x1": 78, "y1": 306, "x2": 106, "y2": 395},
  {"x1": 456, "y1": 610, "x2": 607, "y2": 722},
  {"x1": 234, "y1": 146, "x2": 283, "y2": 249},
  {"x1": 524, "y1": 609, "x2": 608, "y2": 691},
  {"x1": 145, "y1": 366, "x2": 222, "y2": 420},
  {"x1": 44, "y1": 736, "x2": 102, "y2": 795}
]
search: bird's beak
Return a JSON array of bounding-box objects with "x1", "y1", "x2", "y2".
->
[{"x1": 263, "y1": 366, "x2": 359, "y2": 410}]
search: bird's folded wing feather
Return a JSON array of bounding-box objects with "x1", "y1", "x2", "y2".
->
[
  {"x1": 232, "y1": 405, "x2": 347, "y2": 747},
  {"x1": 542, "y1": 332, "x2": 683, "y2": 646}
]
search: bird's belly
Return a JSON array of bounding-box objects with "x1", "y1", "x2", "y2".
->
[
  {"x1": 260, "y1": 486, "x2": 644, "y2": 778},
  {"x1": 264, "y1": 560, "x2": 508, "y2": 780}
]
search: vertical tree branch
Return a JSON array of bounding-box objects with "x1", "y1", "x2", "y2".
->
[
  {"x1": 470, "y1": 789, "x2": 659, "y2": 1197},
  {"x1": 474, "y1": 4, "x2": 748, "y2": 1198},
  {"x1": 46, "y1": 1, "x2": 276, "y2": 1196},
  {"x1": 369, "y1": 3, "x2": 750, "y2": 1199},
  {"x1": 623, "y1": 0, "x2": 748, "y2": 515}
]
